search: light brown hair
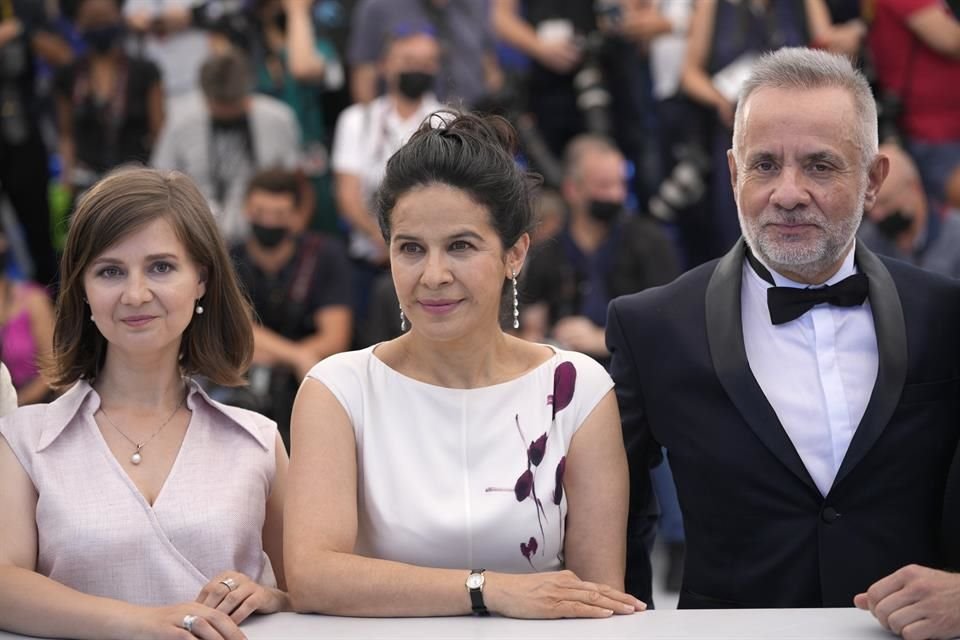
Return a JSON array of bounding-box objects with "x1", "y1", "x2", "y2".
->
[{"x1": 46, "y1": 166, "x2": 254, "y2": 388}]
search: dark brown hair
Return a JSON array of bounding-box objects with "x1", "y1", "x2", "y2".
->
[
  {"x1": 199, "y1": 50, "x2": 252, "y2": 105},
  {"x1": 46, "y1": 166, "x2": 254, "y2": 389},
  {"x1": 375, "y1": 111, "x2": 539, "y2": 249},
  {"x1": 246, "y1": 168, "x2": 302, "y2": 207}
]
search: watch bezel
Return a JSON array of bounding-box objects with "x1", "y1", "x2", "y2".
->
[{"x1": 466, "y1": 572, "x2": 485, "y2": 590}]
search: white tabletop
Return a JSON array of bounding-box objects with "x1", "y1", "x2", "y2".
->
[{"x1": 0, "y1": 608, "x2": 894, "y2": 640}]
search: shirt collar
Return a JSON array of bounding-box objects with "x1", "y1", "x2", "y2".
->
[
  {"x1": 747, "y1": 243, "x2": 858, "y2": 290},
  {"x1": 36, "y1": 378, "x2": 272, "y2": 453}
]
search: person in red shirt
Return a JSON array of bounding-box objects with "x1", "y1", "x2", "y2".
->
[{"x1": 867, "y1": 0, "x2": 960, "y2": 207}]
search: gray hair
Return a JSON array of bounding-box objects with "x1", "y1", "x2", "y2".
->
[{"x1": 732, "y1": 48, "x2": 878, "y2": 167}]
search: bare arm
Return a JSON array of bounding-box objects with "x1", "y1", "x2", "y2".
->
[
  {"x1": 263, "y1": 433, "x2": 289, "y2": 593},
  {"x1": 349, "y1": 64, "x2": 378, "y2": 104},
  {"x1": 492, "y1": 0, "x2": 541, "y2": 56},
  {"x1": 562, "y1": 391, "x2": 629, "y2": 589},
  {"x1": 907, "y1": 4, "x2": 960, "y2": 59},
  {"x1": 803, "y1": 0, "x2": 865, "y2": 58},
  {"x1": 284, "y1": 379, "x2": 643, "y2": 617},
  {"x1": 299, "y1": 306, "x2": 352, "y2": 363},
  {"x1": 680, "y1": 0, "x2": 733, "y2": 126},
  {"x1": 31, "y1": 31, "x2": 72, "y2": 67},
  {"x1": 283, "y1": 0, "x2": 327, "y2": 83},
  {"x1": 334, "y1": 172, "x2": 387, "y2": 256},
  {"x1": 18, "y1": 290, "x2": 54, "y2": 406},
  {"x1": 491, "y1": 0, "x2": 580, "y2": 73},
  {"x1": 252, "y1": 306, "x2": 352, "y2": 379}
]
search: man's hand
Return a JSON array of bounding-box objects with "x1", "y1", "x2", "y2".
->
[
  {"x1": 553, "y1": 316, "x2": 608, "y2": 357},
  {"x1": 854, "y1": 565, "x2": 960, "y2": 640},
  {"x1": 534, "y1": 38, "x2": 581, "y2": 74}
]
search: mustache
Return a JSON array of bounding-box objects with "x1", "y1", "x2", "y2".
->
[{"x1": 758, "y1": 208, "x2": 825, "y2": 226}]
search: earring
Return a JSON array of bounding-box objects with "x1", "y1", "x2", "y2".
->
[
  {"x1": 195, "y1": 301, "x2": 204, "y2": 315},
  {"x1": 400, "y1": 305, "x2": 407, "y2": 332},
  {"x1": 512, "y1": 269, "x2": 520, "y2": 330},
  {"x1": 90, "y1": 314, "x2": 95, "y2": 322}
]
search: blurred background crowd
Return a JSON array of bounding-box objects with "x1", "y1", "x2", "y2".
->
[{"x1": 2, "y1": 0, "x2": 960, "y2": 597}]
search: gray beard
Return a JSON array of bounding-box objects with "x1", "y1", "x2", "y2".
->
[{"x1": 739, "y1": 185, "x2": 865, "y2": 282}]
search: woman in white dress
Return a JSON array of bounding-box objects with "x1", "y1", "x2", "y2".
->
[{"x1": 286, "y1": 112, "x2": 642, "y2": 618}]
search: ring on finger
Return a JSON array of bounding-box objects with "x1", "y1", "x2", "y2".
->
[
  {"x1": 182, "y1": 614, "x2": 199, "y2": 633},
  {"x1": 220, "y1": 577, "x2": 238, "y2": 592}
]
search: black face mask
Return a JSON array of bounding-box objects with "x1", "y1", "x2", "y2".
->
[
  {"x1": 396, "y1": 71, "x2": 435, "y2": 100},
  {"x1": 587, "y1": 199, "x2": 623, "y2": 223},
  {"x1": 84, "y1": 24, "x2": 124, "y2": 54},
  {"x1": 251, "y1": 223, "x2": 288, "y2": 248},
  {"x1": 876, "y1": 210, "x2": 913, "y2": 240},
  {"x1": 211, "y1": 114, "x2": 249, "y2": 130}
]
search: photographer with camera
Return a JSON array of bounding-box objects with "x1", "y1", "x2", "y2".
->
[
  {"x1": 858, "y1": 145, "x2": 960, "y2": 279},
  {"x1": 250, "y1": 0, "x2": 344, "y2": 234},
  {"x1": 680, "y1": 0, "x2": 855, "y2": 261},
  {"x1": 231, "y1": 168, "x2": 352, "y2": 448},
  {"x1": 348, "y1": 0, "x2": 501, "y2": 106},
  {"x1": 54, "y1": 0, "x2": 164, "y2": 200},
  {"x1": 867, "y1": 0, "x2": 960, "y2": 212},
  {"x1": 519, "y1": 135, "x2": 678, "y2": 363},
  {"x1": 493, "y1": 0, "x2": 665, "y2": 197}
]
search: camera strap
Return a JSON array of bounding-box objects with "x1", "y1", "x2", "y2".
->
[{"x1": 279, "y1": 233, "x2": 324, "y2": 338}]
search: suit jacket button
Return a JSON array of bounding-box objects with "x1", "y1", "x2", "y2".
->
[{"x1": 821, "y1": 506, "x2": 841, "y2": 523}]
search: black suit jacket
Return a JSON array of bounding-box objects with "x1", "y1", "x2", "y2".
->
[{"x1": 607, "y1": 240, "x2": 960, "y2": 608}]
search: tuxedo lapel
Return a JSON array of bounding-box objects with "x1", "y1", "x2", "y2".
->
[
  {"x1": 705, "y1": 240, "x2": 819, "y2": 494},
  {"x1": 832, "y1": 242, "x2": 908, "y2": 488}
]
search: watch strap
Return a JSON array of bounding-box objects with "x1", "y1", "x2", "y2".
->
[{"x1": 467, "y1": 569, "x2": 489, "y2": 616}]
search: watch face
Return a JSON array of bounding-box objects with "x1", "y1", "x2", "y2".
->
[{"x1": 466, "y1": 573, "x2": 485, "y2": 589}]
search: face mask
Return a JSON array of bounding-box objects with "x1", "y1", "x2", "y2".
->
[
  {"x1": 876, "y1": 210, "x2": 913, "y2": 240},
  {"x1": 251, "y1": 223, "x2": 288, "y2": 248},
  {"x1": 396, "y1": 71, "x2": 435, "y2": 100},
  {"x1": 211, "y1": 114, "x2": 248, "y2": 130},
  {"x1": 83, "y1": 24, "x2": 124, "y2": 54},
  {"x1": 587, "y1": 199, "x2": 623, "y2": 223}
]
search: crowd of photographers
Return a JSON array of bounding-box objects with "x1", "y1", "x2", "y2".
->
[{"x1": 2, "y1": 0, "x2": 960, "y2": 593}]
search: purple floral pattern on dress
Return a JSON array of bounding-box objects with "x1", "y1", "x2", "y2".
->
[{"x1": 485, "y1": 361, "x2": 577, "y2": 569}]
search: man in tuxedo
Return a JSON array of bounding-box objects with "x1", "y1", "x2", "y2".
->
[{"x1": 607, "y1": 47, "x2": 960, "y2": 609}]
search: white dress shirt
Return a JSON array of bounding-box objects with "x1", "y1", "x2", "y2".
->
[
  {"x1": 331, "y1": 94, "x2": 444, "y2": 261},
  {"x1": 741, "y1": 248, "x2": 879, "y2": 496}
]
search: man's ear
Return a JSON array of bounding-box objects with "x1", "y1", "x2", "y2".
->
[
  {"x1": 727, "y1": 149, "x2": 739, "y2": 206},
  {"x1": 862, "y1": 153, "x2": 891, "y2": 212}
]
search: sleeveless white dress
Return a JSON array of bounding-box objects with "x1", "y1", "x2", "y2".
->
[{"x1": 307, "y1": 345, "x2": 613, "y2": 573}]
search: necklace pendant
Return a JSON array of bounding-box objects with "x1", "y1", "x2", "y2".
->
[{"x1": 131, "y1": 447, "x2": 143, "y2": 465}]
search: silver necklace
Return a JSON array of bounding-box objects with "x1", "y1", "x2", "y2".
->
[{"x1": 99, "y1": 392, "x2": 186, "y2": 465}]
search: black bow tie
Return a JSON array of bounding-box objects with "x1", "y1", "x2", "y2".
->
[{"x1": 746, "y1": 250, "x2": 869, "y2": 325}]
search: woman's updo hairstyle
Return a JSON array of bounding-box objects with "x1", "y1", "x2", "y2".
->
[{"x1": 375, "y1": 111, "x2": 540, "y2": 252}]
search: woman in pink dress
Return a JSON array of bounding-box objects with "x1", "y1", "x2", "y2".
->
[
  {"x1": 0, "y1": 230, "x2": 55, "y2": 404},
  {"x1": 0, "y1": 168, "x2": 289, "y2": 639}
]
